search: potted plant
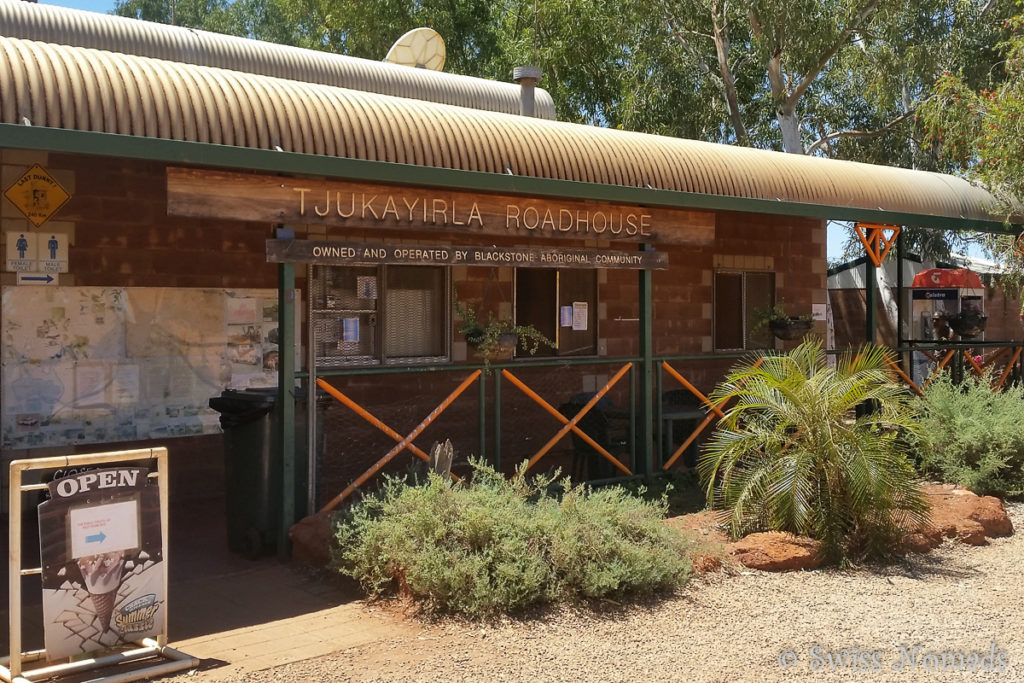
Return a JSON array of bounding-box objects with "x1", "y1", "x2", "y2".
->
[
  {"x1": 754, "y1": 302, "x2": 815, "y2": 341},
  {"x1": 945, "y1": 308, "x2": 988, "y2": 339},
  {"x1": 456, "y1": 300, "x2": 555, "y2": 360}
]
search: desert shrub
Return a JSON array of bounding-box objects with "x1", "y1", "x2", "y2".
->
[
  {"x1": 915, "y1": 372, "x2": 1024, "y2": 497},
  {"x1": 698, "y1": 339, "x2": 929, "y2": 564},
  {"x1": 333, "y1": 460, "x2": 691, "y2": 616}
]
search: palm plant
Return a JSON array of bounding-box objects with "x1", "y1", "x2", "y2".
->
[{"x1": 698, "y1": 339, "x2": 929, "y2": 564}]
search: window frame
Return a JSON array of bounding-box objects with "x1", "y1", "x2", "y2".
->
[
  {"x1": 310, "y1": 264, "x2": 450, "y2": 368},
  {"x1": 713, "y1": 268, "x2": 775, "y2": 351},
  {"x1": 514, "y1": 268, "x2": 599, "y2": 358}
]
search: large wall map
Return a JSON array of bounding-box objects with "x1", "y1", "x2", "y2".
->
[{"x1": 1, "y1": 287, "x2": 282, "y2": 450}]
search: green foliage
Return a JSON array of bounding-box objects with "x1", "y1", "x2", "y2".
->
[
  {"x1": 914, "y1": 372, "x2": 1024, "y2": 497},
  {"x1": 918, "y1": 10, "x2": 1024, "y2": 297},
  {"x1": 333, "y1": 460, "x2": 691, "y2": 616},
  {"x1": 115, "y1": 0, "x2": 298, "y2": 43},
  {"x1": 751, "y1": 301, "x2": 814, "y2": 333},
  {"x1": 455, "y1": 299, "x2": 554, "y2": 357},
  {"x1": 698, "y1": 339, "x2": 929, "y2": 564}
]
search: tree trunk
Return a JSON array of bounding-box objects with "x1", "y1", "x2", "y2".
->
[
  {"x1": 778, "y1": 106, "x2": 803, "y2": 154},
  {"x1": 712, "y1": 1, "x2": 748, "y2": 146}
]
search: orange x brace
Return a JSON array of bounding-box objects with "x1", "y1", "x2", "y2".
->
[
  {"x1": 503, "y1": 363, "x2": 633, "y2": 476},
  {"x1": 317, "y1": 371, "x2": 480, "y2": 511},
  {"x1": 662, "y1": 357, "x2": 764, "y2": 470}
]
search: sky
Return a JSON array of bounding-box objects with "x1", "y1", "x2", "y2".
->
[
  {"x1": 32, "y1": 0, "x2": 985, "y2": 266},
  {"x1": 44, "y1": 0, "x2": 113, "y2": 13}
]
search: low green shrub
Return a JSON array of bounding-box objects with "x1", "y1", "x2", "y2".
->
[
  {"x1": 333, "y1": 460, "x2": 691, "y2": 616},
  {"x1": 915, "y1": 372, "x2": 1024, "y2": 497}
]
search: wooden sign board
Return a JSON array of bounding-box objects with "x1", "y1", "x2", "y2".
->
[
  {"x1": 267, "y1": 240, "x2": 669, "y2": 270},
  {"x1": 167, "y1": 167, "x2": 714, "y2": 246},
  {"x1": 38, "y1": 467, "x2": 164, "y2": 660}
]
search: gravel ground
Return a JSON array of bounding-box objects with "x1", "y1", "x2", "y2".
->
[{"x1": 170, "y1": 502, "x2": 1024, "y2": 682}]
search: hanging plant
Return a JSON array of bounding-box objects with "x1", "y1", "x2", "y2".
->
[
  {"x1": 455, "y1": 300, "x2": 554, "y2": 360},
  {"x1": 754, "y1": 302, "x2": 815, "y2": 341},
  {"x1": 945, "y1": 309, "x2": 988, "y2": 338}
]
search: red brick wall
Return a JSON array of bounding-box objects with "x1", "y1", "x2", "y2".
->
[{"x1": 1, "y1": 151, "x2": 827, "y2": 501}]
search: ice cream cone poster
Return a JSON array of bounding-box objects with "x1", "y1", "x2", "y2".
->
[{"x1": 38, "y1": 466, "x2": 165, "y2": 660}]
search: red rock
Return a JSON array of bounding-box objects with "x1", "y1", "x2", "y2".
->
[
  {"x1": 898, "y1": 528, "x2": 943, "y2": 553},
  {"x1": 917, "y1": 484, "x2": 1014, "y2": 547},
  {"x1": 730, "y1": 532, "x2": 823, "y2": 572},
  {"x1": 289, "y1": 511, "x2": 336, "y2": 567}
]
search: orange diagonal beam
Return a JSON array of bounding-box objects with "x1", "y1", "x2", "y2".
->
[
  {"x1": 317, "y1": 371, "x2": 480, "y2": 511},
  {"x1": 664, "y1": 357, "x2": 765, "y2": 470},
  {"x1": 661, "y1": 362, "x2": 726, "y2": 419},
  {"x1": 876, "y1": 226, "x2": 900, "y2": 263},
  {"x1": 994, "y1": 347, "x2": 1023, "y2": 390},
  {"x1": 502, "y1": 363, "x2": 633, "y2": 476},
  {"x1": 922, "y1": 349, "x2": 957, "y2": 389},
  {"x1": 964, "y1": 350, "x2": 985, "y2": 378},
  {"x1": 854, "y1": 224, "x2": 879, "y2": 266},
  {"x1": 884, "y1": 356, "x2": 923, "y2": 397}
]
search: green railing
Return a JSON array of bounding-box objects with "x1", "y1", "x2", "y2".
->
[{"x1": 297, "y1": 341, "x2": 1024, "y2": 510}]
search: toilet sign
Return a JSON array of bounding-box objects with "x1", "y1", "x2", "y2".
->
[
  {"x1": 37, "y1": 466, "x2": 165, "y2": 661},
  {"x1": 6, "y1": 231, "x2": 68, "y2": 274},
  {"x1": 3, "y1": 164, "x2": 70, "y2": 227}
]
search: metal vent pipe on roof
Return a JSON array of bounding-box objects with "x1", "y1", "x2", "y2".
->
[{"x1": 513, "y1": 66, "x2": 542, "y2": 118}]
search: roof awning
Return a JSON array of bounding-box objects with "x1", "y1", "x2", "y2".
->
[{"x1": 0, "y1": 33, "x2": 1019, "y2": 232}]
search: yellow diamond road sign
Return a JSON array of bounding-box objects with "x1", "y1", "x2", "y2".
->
[{"x1": 3, "y1": 164, "x2": 71, "y2": 227}]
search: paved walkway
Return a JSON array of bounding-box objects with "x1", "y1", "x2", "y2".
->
[
  {"x1": 167, "y1": 562, "x2": 416, "y2": 679},
  {"x1": 3, "y1": 499, "x2": 409, "y2": 680}
]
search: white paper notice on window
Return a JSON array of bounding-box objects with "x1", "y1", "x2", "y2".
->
[
  {"x1": 356, "y1": 276, "x2": 378, "y2": 300},
  {"x1": 342, "y1": 317, "x2": 360, "y2": 343},
  {"x1": 560, "y1": 305, "x2": 573, "y2": 327},
  {"x1": 572, "y1": 302, "x2": 588, "y2": 331}
]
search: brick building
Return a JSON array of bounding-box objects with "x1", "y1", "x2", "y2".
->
[{"x1": 1, "y1": 3, "x2": 1017, "y2": 554}]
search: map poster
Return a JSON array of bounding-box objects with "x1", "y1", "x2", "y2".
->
[
  {"x1": 1, "y1": 286, "x2": 281, "y2": 450},
  {"x1": 38, "y1": 467, "x2": 164, "y2": 660}
]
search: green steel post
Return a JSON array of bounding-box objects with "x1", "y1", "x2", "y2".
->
[
  {"x1": 493, "y1": 371, "x2": 502, "y2": 473},
  {"x1": 896, "y1": 231, "x2": 905, "y2": 350},
  {"x1": 655, "y1": 360, "x2": 663, "y2": 470},
  {"x1": 629, "y1": 364, "x2": 637, "y2": 472},
  {"x1": 278, "y1": 256, "x2": 297, "y2": 560},
  {"x1": 865, "y1": 257, "x2": 878, "y2": 344},
  {"x1": 639, "y1": 249, "x2": 655, "y2": 479},
  {"x1": 478, "y1": 370, "x2": 487, "y2": 462}
]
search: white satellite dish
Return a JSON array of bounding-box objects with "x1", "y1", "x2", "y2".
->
[{"x1": 384, "y1": 27, "x2": 446, "y2": 71}]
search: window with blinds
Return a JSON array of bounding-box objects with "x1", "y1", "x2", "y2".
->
[{"x1": 311, "y1": 265, "x2": 448, "y2": 367}]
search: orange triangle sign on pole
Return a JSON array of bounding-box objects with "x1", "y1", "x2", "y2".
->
[{"x1": 854, "y1": 223, "x2": 901, "y2": 267}]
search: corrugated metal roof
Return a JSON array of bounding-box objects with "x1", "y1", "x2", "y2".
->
[
  {"x1": 0, "y1": 0, "x2": 556, "y2": 119},
  {"x1": 0, "y1": 35, "x2": 1008, "y2": 224}
]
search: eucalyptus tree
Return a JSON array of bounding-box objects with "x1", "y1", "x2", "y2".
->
[
  {"x1": 656, "y1": 0, "x2": 1008, "y2": 159},
  {"x1": 114, "y1": 0, "x2": 297, "y2": 43},
  {"x1": 918, "y1": 10, "x2": 1024, "y2": 291}
]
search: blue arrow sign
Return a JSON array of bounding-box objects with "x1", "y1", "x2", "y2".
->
[
  {"x1": 21, "y1": 274, "x2": 54, "y2": 283},
  {"x1": 85, "y1": 531, "x2": 107, "y2": 544}
]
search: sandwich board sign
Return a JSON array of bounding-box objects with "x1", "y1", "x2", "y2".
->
[{"x1": 37, "y1": 467, "x2": 165, "y2": 659}]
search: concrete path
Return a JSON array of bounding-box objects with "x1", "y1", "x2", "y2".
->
[{"x1": 167, "y1": 562, "x2": 419, "y2": 679}]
